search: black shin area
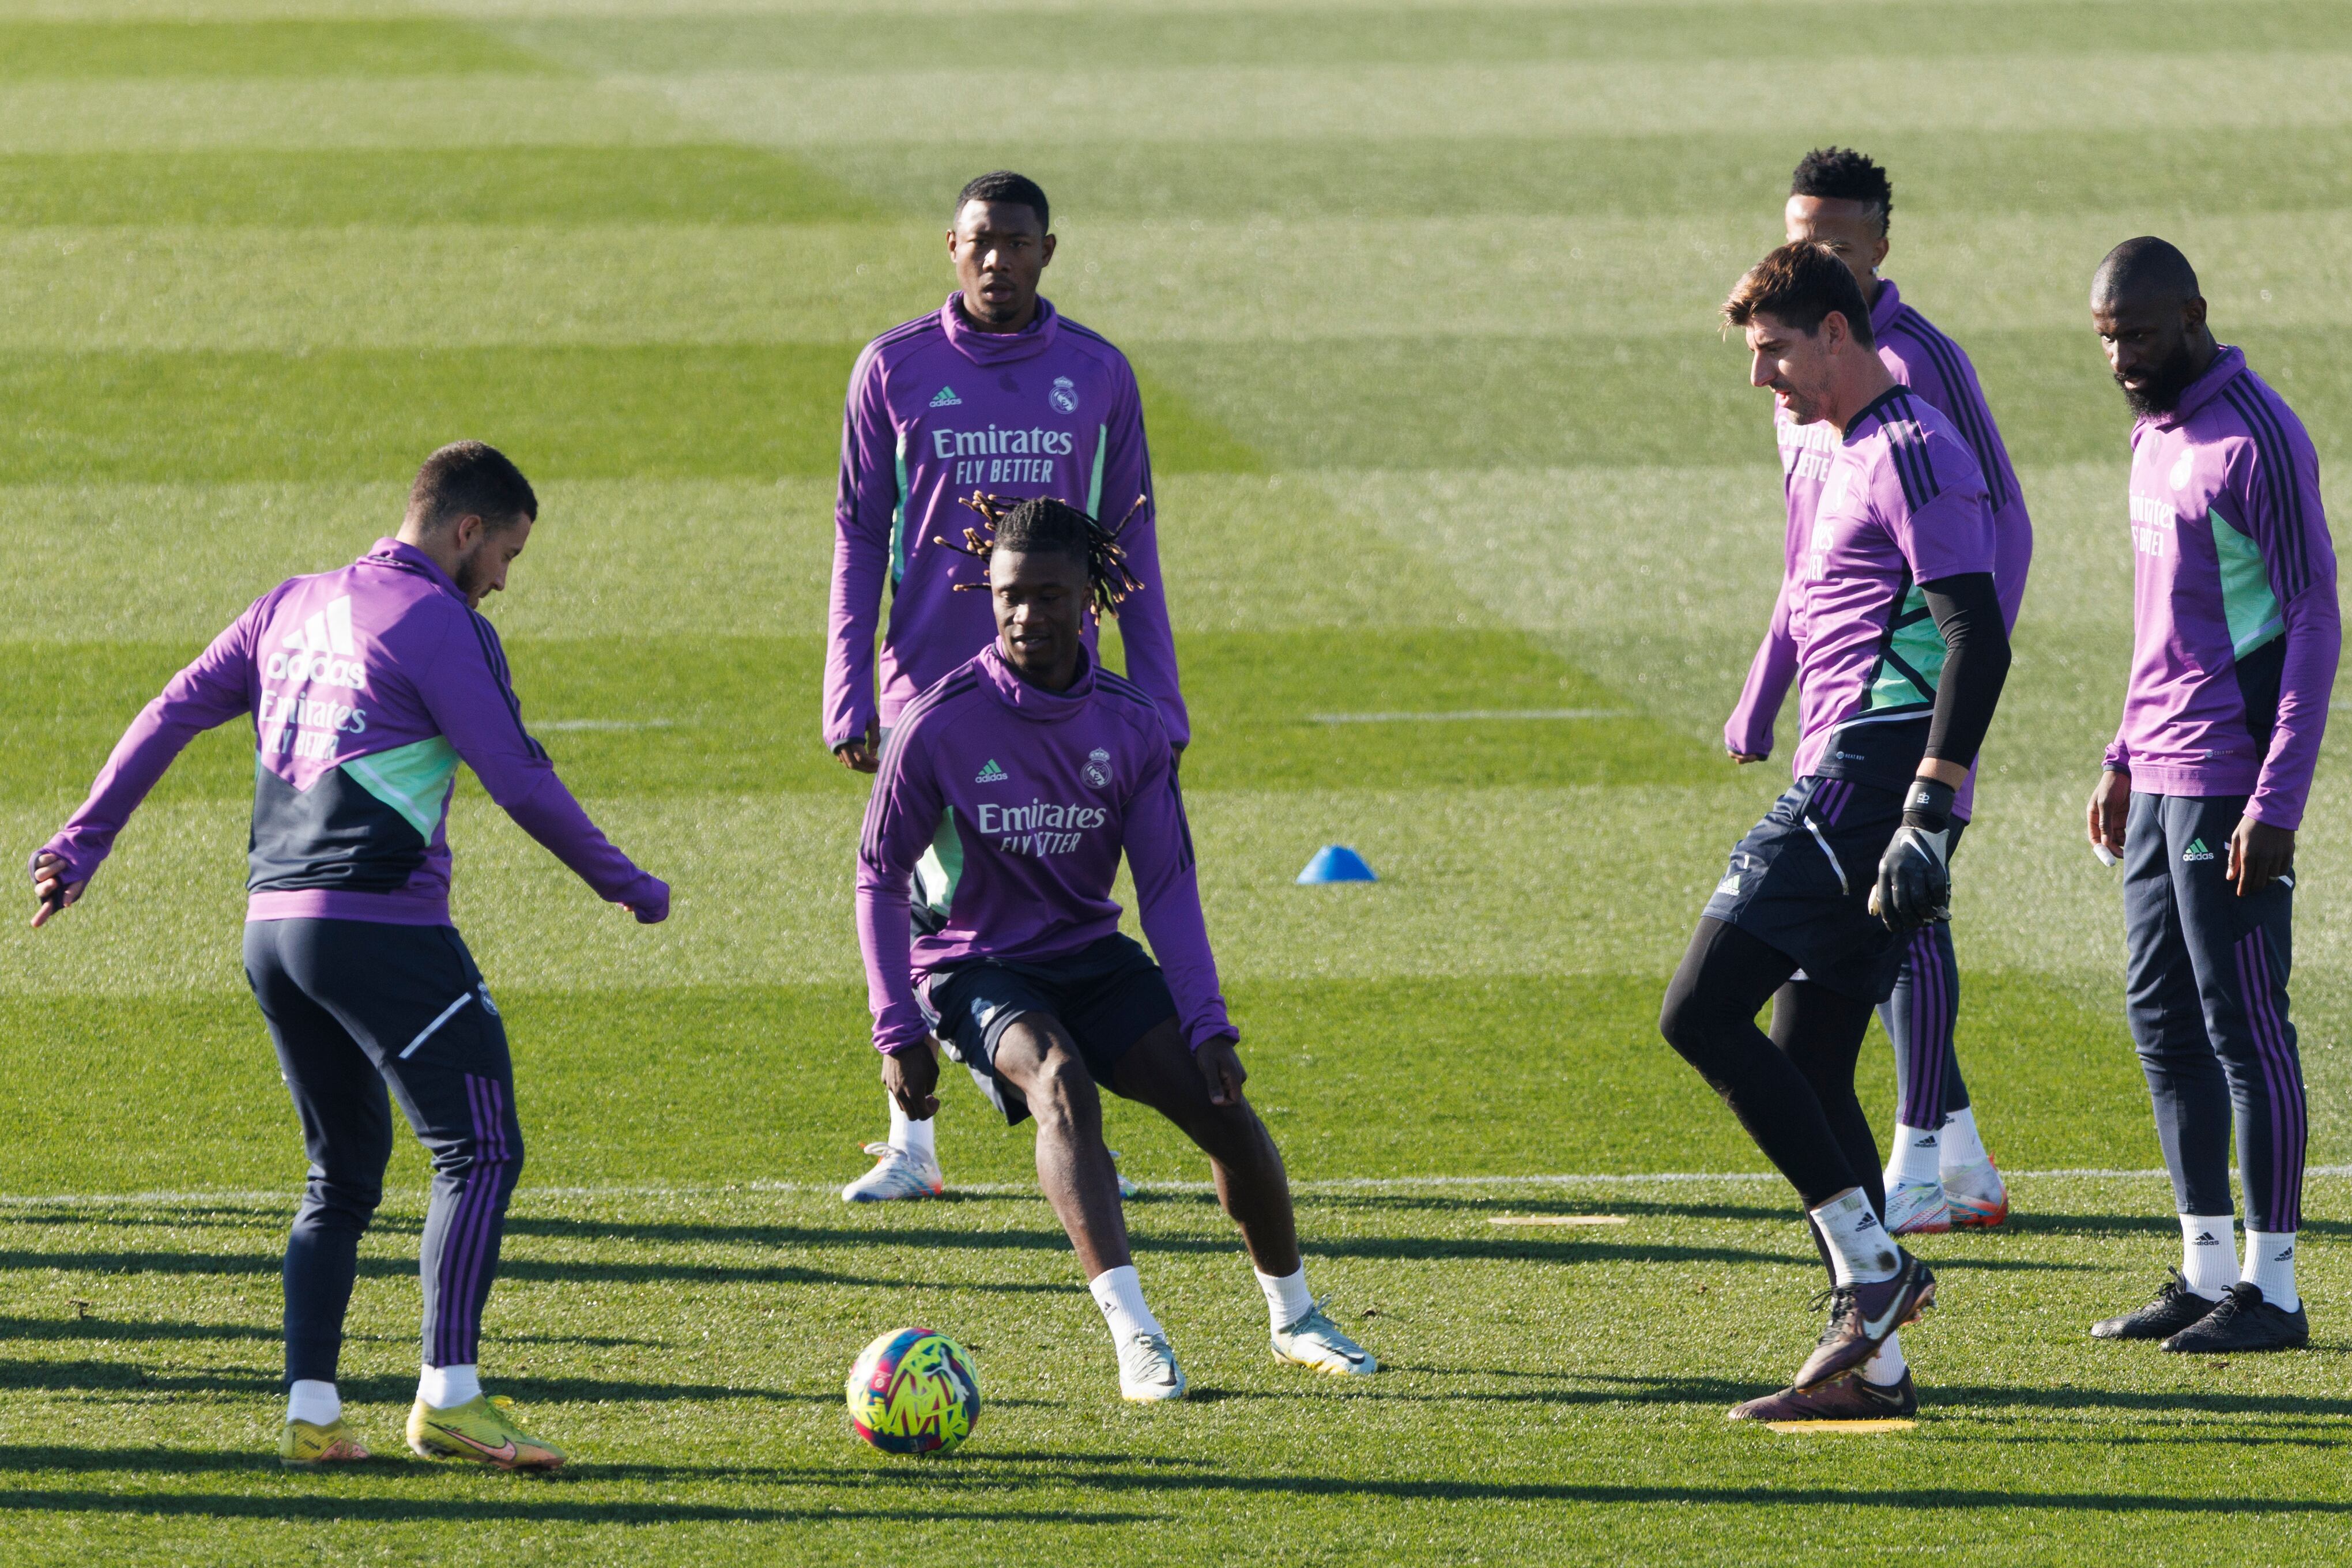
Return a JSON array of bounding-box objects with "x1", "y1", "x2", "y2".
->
[
  {"x1": 1660, "y1": 918, "x2": 1864, "y2": 1208},
  {"x1": 1770, "y1": 978, "x2": 1886, "y2": 1221}
]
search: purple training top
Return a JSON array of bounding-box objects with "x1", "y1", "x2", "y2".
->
[
  {"x1": 825, "y1": 294, "x2": 1188, "y2": 750},
  {"x1": 1728, "y1": 280, "x2": 2034, "y2": 816},
  {"x1": 855, "y1": 642, "x2": 1232, "y2": 1056},
  {"x1": 2106, "y1": 345, "x2": 2339, "y2": 829},
  {"x1": 40, "y1": 538, "x2": 665, "y2": 925},
  {"x1": 1774, "y1": 387, "x2": 2000, "y2": 792}
]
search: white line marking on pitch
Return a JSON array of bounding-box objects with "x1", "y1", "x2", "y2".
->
[
  {"x1": 1308, "y1": 708, "x2": 1633, "y2": 724},
  {"x1": 9, "y1": 1167, "x2": 2333, "y2": 1207},
  {"x1": 1488, "y1": 1215, "x2": 1628, "y2": 1227}
]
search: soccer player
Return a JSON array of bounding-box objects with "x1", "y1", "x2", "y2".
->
[
  {"x1": 1663, "y1": 243, "x2": 2011, "y2": 1420},
  {"x1": 855, "y1": 495, "x2": 1371, "y2": 1400},
  {"x1": 1726, "y1": 148, "x2": 2033, "y2": 1237},
  {"x1": 2085, "y1": 238, "x2": 2335, "y2": 1354},
  {"x1": 827, "y1": 170, "x2": 1188, "y2": 1203},
  {"x1": 28, "y1": 443, "x2": 669, "y2": 1469}
]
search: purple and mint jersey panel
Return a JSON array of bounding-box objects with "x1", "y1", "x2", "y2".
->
[
  {"x1": 1728, "y1": 281, "x2": 2031, "y2": 819},
  {"x1": 2110, "y1": 347, "x2": 2338, "y2": 828},
  {"x1": 855, "y1": 644, "x2": 1233, "y2": 1056},
  {"x1": 42, "y1": 539, "x2": 660, "y2": 924},
  {"x1": 1786, "y1": 389, "x2": 1999, "y2": 791},
  {"x1": 825, "y1": 295, "x2": 1188, "y2": 750}
]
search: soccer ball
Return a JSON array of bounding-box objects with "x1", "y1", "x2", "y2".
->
[{"x1": 846, "y1": 1328, "x2": 981, "y2": 1455}]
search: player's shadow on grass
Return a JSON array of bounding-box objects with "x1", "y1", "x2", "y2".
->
[
  {"x1": 1306, "y1": 1193, "x2": 1803, "y2": 1225},
  {"x1": 0, "y1": 1248, "x2": 1065, "y2": 1296},
  {"x1": 0, "y1": 1360, "x2": 846, "y2": 1408},
  {"x1": 2013, "y1": 1212, "x2": 2352, "y2": 1241},
  {"x1": 0, "y1": 1315, "x2": 278, "y2": 1344},
  {"x1": 0, "y1": 1487, "x2": 1154, "y2": 1527},
  {"x1": 1306, "y1": 1236, "x2": 1813, "y2": 1268}
]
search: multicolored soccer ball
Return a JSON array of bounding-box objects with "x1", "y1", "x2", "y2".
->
[{"x1": 846, "y1": 1328, "x2": 981, "y2": 1455}]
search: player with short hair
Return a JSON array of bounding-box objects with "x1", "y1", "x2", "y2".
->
[
  {"x1": 855, "y1": 494, "x2": 1371, "y2": 1401},
  {"x1": 1727, "y1": 147, "x2": 2034, "y2": 1237},
  {"x1": 29, "y1": 442, "x2": 670, "y2": 1470},
  {"x1": 2085, "y1": 238, "x2": 2335, "y2": 1354},
  {"x1": 828, "y1": 170, "x2": 1188, "y2": 1203},
  {"x1": 1664, "y1": 243, "x2": 2012, "y2": 1421}
]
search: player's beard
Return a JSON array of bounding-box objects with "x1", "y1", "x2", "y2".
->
[{"x1": 2115, "y1": 340, "x2": 2200, "y2": 417}]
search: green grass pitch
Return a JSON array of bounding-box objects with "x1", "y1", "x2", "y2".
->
[{"x1": 3, "y1": 1, "x2": 2351, "y2": 1561}]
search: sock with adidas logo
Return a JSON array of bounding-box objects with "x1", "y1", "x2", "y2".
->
[
  {"x1": 1810, "y1": 1189, "x2": 1899, "y2": 1287},
  {"x1": 2242, "y1": 1230, "x2": 2300, "y2": 1311},
  {"x1": 1938, "y1": 1105, "x2": 1988, "y2": 1171},
  {"x1": 2178, "y1": 1213, "x2": 2236, "y2": 1299},
  {"x1": 1886, "y1": 1124, "x2": 1942, "y2": 1186}
]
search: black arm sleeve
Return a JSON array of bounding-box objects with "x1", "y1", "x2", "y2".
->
[{"x1": 1918, "y1": 571, "x2": 2011, "y2": 770}]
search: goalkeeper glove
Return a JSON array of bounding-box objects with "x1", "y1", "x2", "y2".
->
[{"x1": 1871, "y1": 778, "x2": 1955, "y2": 934}]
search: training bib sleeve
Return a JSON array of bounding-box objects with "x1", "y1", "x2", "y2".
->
[
  {"x1": 1725, "y1": 579, "x2": 1798, "y2": 757},
  {"x1": 420, "y1": 609, "x2": 667, "y2": 914},
  {"x1": 1096, "y1": 365, "x2": 1191, "y2": 748},
  {"x1": 1121, "y1": 740, "x2": 1235, "y2": 1049},
  {"x1": 824, "y1": 345, "x2": 899, "y2": 752},
  {"x1": 39, "y1": 594, "x2": 267, "y2": 887},
  {"x1": 855, "y1": 726, "x2": 945, "y2": 1054},
  {"x1": 2233, "y1": 429, "x2": 2340, "y2": 830}
]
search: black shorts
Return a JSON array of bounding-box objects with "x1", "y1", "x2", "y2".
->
[
  {"x1": 1701, "y1": 775, "x2": 1967, "y2": 1003},
  {"x1": 919, "y1": 934, "x2": 1177, "y2": 1125}
]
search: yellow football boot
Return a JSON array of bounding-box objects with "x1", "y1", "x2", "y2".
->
[
  {"x1": 405, "y1": 1393, "x2": 566, "y2": 1472},
  {"x1": 279, "y1": 1416, "x2": 370, "y2": 1468}
]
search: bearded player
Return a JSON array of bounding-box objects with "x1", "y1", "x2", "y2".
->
[
  {"x1": 1662, "y1": 244, "x2": 2012, "y2": 1420},
  {"x1": 2085, "y1": 239, "x2": 2335, "y2": 1354},
  {"x1": 1727, "y1": 148, "x2": 2033, "y2": 1236},
  {"x1": 29, "y1": 443, "x2": 669, "y2": 1470},
  {"x1": 827, "y1": 171, "x2": 1188, "y2": 1203},
  {"x1": 855, "y1": 495, "x2": 1370, "y2": 1400}
]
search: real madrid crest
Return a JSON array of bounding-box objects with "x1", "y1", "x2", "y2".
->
[
  {"x1": 1083, "y1": 746, "x2": 1112, "y2": 789},
  {"x1": 1050, "y1": 376, "x2": 1080, "y2": 415}
]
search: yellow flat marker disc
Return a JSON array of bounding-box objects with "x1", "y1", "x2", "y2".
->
[
  {"x1": 1763, "y1": 1419, "x2": 1917, "y2": 1435},
  {"x1": 1486, "y1": 1215, "x2": 1628, "y2": 1227}
]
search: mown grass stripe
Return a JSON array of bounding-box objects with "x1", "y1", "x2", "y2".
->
[{"x1": 0, "y1": 19, "x2": 559, "y2": 78}]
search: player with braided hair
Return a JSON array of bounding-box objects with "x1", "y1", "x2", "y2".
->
[
  {"x1": 827, "y1": 172, "x2": 1191, "y2": 1203},
  {"x1": 855, "y1": 501, "x2": 1375, "y2": 1401}
]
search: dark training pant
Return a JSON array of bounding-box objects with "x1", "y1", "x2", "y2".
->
[
  {"x1": 1882, "y1": 921, "x2": 1973, "y2": 1130},
  {"x1": 2123, "y1": 792, "x2": 2306, "y2": 1232},
  {"x1": 243, "y1": 918, "x2": 524, "y2": 1387},
  {"x1": 1661, "y1": 917, "x2": 1885, "y2": 1217}
]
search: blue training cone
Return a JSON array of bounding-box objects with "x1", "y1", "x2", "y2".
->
[{"x1": 1296, "y1": 845, "x2": 1377, "y2": 885}]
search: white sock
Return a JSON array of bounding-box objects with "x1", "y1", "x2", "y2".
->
[
  {"x1": 285, "y1": 1379, "x2": 340, "y2": 1426},
  {"x1": 1255, "y1": 1265, "x2": 1314, "y2": 1331},
  {"x1": 1810, "y1": 1189, "x2": 1899, "y2": 1287},
  {"x1": 2243, "y1": 1229, "x2": 2300, "y2": 1311},
  {"x1": 1886, "y1": 1124, "x2": 1942, "y2": 1186},
  {"x1": 1860, "y1": 1330, "x2": 1906, "y2": 1388},
  {"x1": 2179, "y1": 1213, "x2": 2236, "y2": 1299},
  {"x1": 889, "y1": 1099, "x2": 936, "y2": 1164},
  {"x1": 1087, "y1": 1265, "x2": 1164, "y2": 1344},
  {"x1": 417, "y1": 1363, "x2": 480, "y2": 1409},
  {"x1": 1938, "y1": 1106, "x2": 1988, "y2": 1169}
]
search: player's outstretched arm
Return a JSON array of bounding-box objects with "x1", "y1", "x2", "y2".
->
[
  {"x1": 421, "y1": 616, "x2": 669, "y2": 922},
  {"x1": 1120, "y1": 737, "x2": 1239, "y2": 1099},
  {"x1": 1873, "y1": 571, "x2": 2010, "y2": 933},
  {"x1": 31, "y1": 604, "x2": 262, "y2": 926},
  {"x1": 852, "y1": 723, "x2": 945, "y2": 1113},
  {"x1": 824, "y1": 347, "x2": 898, "y2": 769},
  {"x1": 1725, "y1": 578, "x2": 1798, "y2": 762}
]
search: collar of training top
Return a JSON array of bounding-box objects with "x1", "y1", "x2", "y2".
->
[
  {"x1": 1868, "y1": 275, "x2": 1904, "y2": 338},
  {"x1": 2142, "y1": 342, "x2": 2247, "y2": 434},
  {"x1": 980, "y1": 640, "x2": 1097, "y2": 722},
  {"x1": 363, "y1": 537, "x2": 465, "y2": 601},
  {"x1": 938, "y1": 293, "x2": 1061, "y2": 365}
]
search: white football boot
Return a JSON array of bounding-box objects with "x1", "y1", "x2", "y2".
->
[
  {"x1": 1272, "y1": 1297, "x2": 1377, "y2": 1376},
  {"x1": 1116, "y1": 1332, "x2": 1188, "y2": 1403},
  {"x1": 1882, "y1": 1177, "x2": 1953, "y2": 1236},
  {"x1": 1942, "y1": 1156, "x2": 2011, "y2": 1227},
  {"x1": 840, "y1": 1141, "x2": 945, "y2": 1203}
]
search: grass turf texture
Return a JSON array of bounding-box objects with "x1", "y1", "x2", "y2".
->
[{"x1": 6, "y1": 0, "x2": 2352, "y2": 1560}]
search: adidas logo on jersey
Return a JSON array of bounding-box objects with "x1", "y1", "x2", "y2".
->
[
  {"x1": 975, "y1": 759, "x2": 1008, "y2": 783},
  {"x1": 264, "y1": 595, "x2": 367, "y2": 690},
  {"x1": 2183, "y1": 838, "x2": 2216, "y2": 862},
  {"x1": 930, "y1": 386, "x2": 963, "y2": 408}
]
